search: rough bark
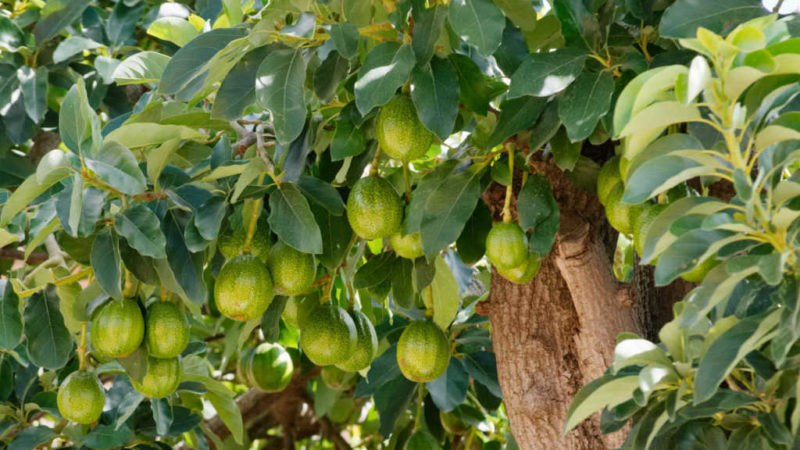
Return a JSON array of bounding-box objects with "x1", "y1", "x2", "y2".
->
[{"x1": 481, "y1": 159, "x2": 687, "y2": 449}]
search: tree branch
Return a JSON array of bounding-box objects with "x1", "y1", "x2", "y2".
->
[{"x1": 0, "y1": 248, "x2": 49, "y2": 264}]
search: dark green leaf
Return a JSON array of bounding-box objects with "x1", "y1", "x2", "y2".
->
[
  {"x1": 411, "y1": 5, "x2": 448, "y2": 65},
  {"x1": 33, "y1": 0, "x2": 91, "y2": 44},
  {"x1": 59, "y1": 80, "x2": 98, "y2": 156},
  {"x1": 18, "y1": 66, "x2": 48, "y2": 123},
  {"x1": 314, "y1": 51, "x2": 350, "y2": 103},
  {"x1": 56, "y1": 178, "x2": 105, "y2": 238},
  {"x1": 83, "y1": 423, "x2": 135, "y2": 449},
  {"x1": 330, "y1": 119, "x2": 367, "y2": 161},
  {"x1": 261, "y1": 296, "x2": 287, "y2": 342},
  {"x1": 212, "y1": 47, "x2": 269, "y2": 120},
  {"x1": 151, "y1": 398, "x2": 173, "y2": 437},
  {"x1": 660, "y1": 0, "x2": 767, "y2": 39},
  {"x1": 159, "y1": 28, "x2": 248, "y2": 100},
  {"x1": 419, "y1": 165, "x2": 484, "y2": 256},
  {"x1": 24, "y1": 289, "x2": 72, "y2": 370},
  {"x1": 654, "y1": 229, "x2": 732, "y2": 286},
  {"x1": 0, "y1": 280, "x2": 22, "y2": 350},
  {"x1": 8, "y1": 426, "x2": 56, "y2": 450},
  {"x1": 193, "y1": 196, "x2": 226, "y2": 240},
  {"x1": 297, "y1": 175, "x2": 345, "y2": 216},
  {"x1": 92, "y1": 229, "x2": 123, "y2": 300},
  {"x1": 163, "y1": 212, "x2": 207, "y2": 304},
  {"x1": 114, "y1": 204, "x2": 168, "y2": 259},
  {"x1": 449, "y1": 54, "x2": 507, "y2": 115},
  {"x1": 426, "y1": 357, "x2": 469, "y2": 412},
  {"x1": 456, "y1": 201, "x2": 492, "y2": 264},
  {"x1": 374, "y1": 375, "x2": 417, "y2": 436},
  {"x1": 549, "y1": 127, "x2": 581, "y2": 171},
  {"x1": 552, "y1": 0, "x2": 602, "y2": 50},
  {"x1": 558, "y1": 70, "x2": 614, "y2": 141},
  {"x1": 0, "y1": 17, "x2": 24, "y2": 52},
  {"x1": 410, "y1": 58, "x2": 459, "y2": 140},
  {"x1": 329, "y1": 22, "x2": 360, "y2": 60},
  {"x1": 268, "y1": 182, "x2": 323, "y2": 254},
  {"x1": 517, "y1": 174, "x2": 559, "y2": 255},
  {"x1": 354, "y1": 42, "x2": 416, "y2": 115},
  {"x1": 312, "y1": 203, "x2": 353, "y2": 271},
  {"x1": 391, "y1": 258, "x2": 415, "y2": 309},
  {"x1": 354, "y1": 253, "x2": 397, "y2": 289},
  {"x1": 487, "y1": 95, "x2": 547, "y2": 148},
  {"x1": 462, "y1": 352, "x2": 501, "y2": 397},
  {"x1": 508, "y1": 48, "x2": 587, "y2": 98},
  {"x1": 119, "y1": 238, "x2": 160, "y2": 286},
  {"x1": 255, "y1": 47, "x2": 308, "y2": 144},
  {"x1": 53, "y1": 37, "x2": 103, "y2": 63},
  {"x1": 105, "y1": 0, "x2": 144, "y2": 47},
  {"x1": 448, "y1": 0, "x2": 505, "y2": 57},
  {"x1": 206, "y1": 390, "x2": 244, "y2": 444},
  {"x1": 87, "y1": 141, "x2": 146, "y2": 195}
]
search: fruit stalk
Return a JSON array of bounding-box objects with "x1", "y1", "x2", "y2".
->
[
  {"x1": 502, "y1": 145, "x2": 514, "y2": 224},
  {"x1": 425, "y1": 285, "x2": 434, "y2": 317},
  {"x1": 78, "y1": 322, "x2": 87, "y2": 370},
  {"x1": 242, "y1": 174, "x2": 267, "y2": 254},
  {"x1": 369, "y1": 147, "x2": 382, "y2": 176},
  {"x1": 414, "y1": 384, "x2": 425, "y2": 431},
  {"x1": 402, "y1": 162, "x2": 412, "y2": 202}
]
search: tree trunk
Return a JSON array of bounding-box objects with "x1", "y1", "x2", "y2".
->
[{"x1": 481, "y1": 160, "x2": 687, "y2": 449}]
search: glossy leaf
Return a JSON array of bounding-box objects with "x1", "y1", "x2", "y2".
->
[
  {"x1": 0, "y1": 280, "x2": 22, "y2": 350},
  {"x1": 268, "y1": 183, "x2": 323, "y2": 254},
  {"x1": 24, "y1": 289, "x2": 72, "y2": 370},
  {"x1": 113, "y1": 52, "x2": 171, "y2": 85},
  {"x1": 660, "y1": 0, "x2": 767, "y2": 38},
  {"x1": 92, "y1": 230, "x2": 123, "y2": 300},
  {"x1": 114, "y1": 205, "x2": 167, "y2": 259},
  {"x1": 33, "y1": 0, "x2": 91, "y2": 44},
  {"x1": 430, "y1": 256, "x2": 460, "y2": 330},
  {"x1": 354, "y1": 43, "x2": 416, "y2": 115},
  {"x1": 508, "y1": 48, "x2": 587, "y2": 98},
  {"x1": 255, "y1": 48, "x2": 308, "y2": 145},
  {"x1": 410, "y1": 58, "x2": 460, "y2": 141},
  {"x1": 426, "y1": 357, "x2": 469, "y2": 412},
  {"x1": 86, "y1": 141, "x2": 147, "y2": 195},
  {"x1": 558, "y1": 70, "x2": 614, "y2": 142},
  {"x1": 448, "y1": 0, "x2": 505, "y2": 57}
]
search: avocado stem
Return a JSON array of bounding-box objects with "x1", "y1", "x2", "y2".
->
[
  {"x1": 402, "y1": 163, "x2": 412, "y2": 202},
  {"x1": 502, "y1": 145, "x2": 515, "y2": 223},
  {"x1": 78, "y1": 322, "x2": 87, "y2": 371},
  {"x1": 242, "y1": 174, "x2": 267, "y2": 254},
  {"x1": 369, "y1": 147, "x2": 382, "y2": 176},
  {"x1": 414, "y1": 384, "x2": 425, "y2": 431}
]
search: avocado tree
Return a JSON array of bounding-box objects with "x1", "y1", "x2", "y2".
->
[{"x1": 0, "y1": 0, "x2": 798, "y2": 449}]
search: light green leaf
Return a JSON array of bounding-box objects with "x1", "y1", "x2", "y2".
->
[
  {"x1": 613, "y1": 338, "x2": 673, "y2": 373},
  {"x1": 33, "y1": 0, "x2": 91, "y2": 44},
  {"x1": 564, "y1": 375, "x2": 640, "y2": 432},
  {"x1": 205, "y1": 390, "x2": 244, "y2": 444},
  {"x1": 0, "y1": 170, "x2": 70, "y2": 227},
  {"x1": 255, "y1": 48, "x2": 308, "y2": 145},
  {"x1": 86, "y1": 141, "x2": 147, "y2": 195},
  {"x1": 147, "y1": 17, "x2": 200, "y2": 47},
  {"x1": 146, "y1": 138, "x2": 181, "y2": 185},
  {"x1": 618, "y1": 101, "x2": 701, "y2": 138},
  {"x1": 53, "y1": 36, "x2": 103, "y2": 63},
  {"x1": 112, "y1": 51, "x2": 171, "y2": 85},
  {"x1": 430, "y1": 256, "x2": 459, "y2": 330},
  {"x1": 105, "y1": 123, "x2": 203, "y2": 149},
  {"x1": 60, "y1": 79, "x2": 99, "y2": 156}
]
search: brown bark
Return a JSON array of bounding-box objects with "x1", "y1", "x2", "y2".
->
[{"x1": 482, "y1": 159, "x2": 686, "y2": 449}]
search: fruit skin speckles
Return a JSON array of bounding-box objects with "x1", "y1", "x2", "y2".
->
[
  {"x1": 485, "y1": 222, "x2": 527, "y2": 270},
  {"x1": 390, "y1": 231, "x2": 425, "y2": 259},
  {"x1": 300, "y1": 304, "x2": 357, "y2": 366},
  {"x1": 268, "y1": 241, "x2": 316, "y2": 296},
  {"x1": 249, "y1": 342, "x2": 293, "y2": 392},
  {"x1": 57, "y1": 371, "x2": 105, "y2": 424},
  {"x1": 214, "y1": 254, "x2": 274, "y2": 322},
  {"x1": 376, "y1": 95, "x2": 434, "y2": 163},
  {"x1": 396, "y1": 320, "x2": 450, "y2": 383},
  {"x1": 91, "y1": 299, "x2": 145, "y2": 359},
  {"x1": 335, "y1": 310, "x2": 378, "y2": 372},
  {"x1": 346, "y1": 176, "x2": 403, "y2": 240},
  {"x1": 131, "y1": 356, "x2": 182, "y2": 398},
  {"x1": 146, "y1": 301, "x2": 190, "y2": 359}
]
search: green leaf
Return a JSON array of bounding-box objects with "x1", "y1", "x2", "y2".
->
[
  {"x1": 24, "y1": 289, "x2": 72, "y2": 370},
  {"x1": 0, "y1": 280, "x2": 22, "y2": 351},
  {"x1": 411, "y1": 5, "x2": 448, "y2": 65},
  {"x1": 426, "y1": 357, "x2": 469, "y2": 412},
  {"x1": 151, "y1": 398, "x2": 173, "y2": 437},
  {"x1": 430, "y1": 256, "x2": 459, "y2": 330},
  {"x1": 86, "y1": 141, "x2": 147, "y2": 196},
  {"x1": 354, "y1": 253, "x2": 396, "y2": 289},
  {"x1": 92, "y1": 230, "x2": 123, "y2": 300},
  {"x1": 420, "y1": 165, "x2": 484, "y2": 256},
  {"x1": 147, "y1": 17, "x2": 200, "y2": 47},
  {"x1": 56, "y1": 177, "x2": 105, "y2": 237},
  {"x1": 33, "y1": 0, "x2": 91, "y2": 44},
  {"x1": 613, "y1": 339, "x2": 673, "y2": 373},
  {"x1": 623, "y1": 154, "x2": 724, "y2": 204},
  {"x1": 206, "y1": 390, "x2": 244, "y2": 444},
  {"x1": 18, "y1": 66, "x2": 48, "y2": 123},
  {"x1": 255, "y1": 48, "x2": 308, "y2": 145},
  {"x1": 113, "y1": 52, "x2": 171, "y2": 85},
  {"x1": 146, "y1": 138, "x2": 181, "y2": 186},
  {"x1": 105, "y1": 123, "x2": 203, "y2": 149},
  {"x1": 212, "y1": 47, "x2": 269, "y2": 120},
  {"x1": 448, "y1": 0, "x2": 505, "y2": 57},
  {"x1": 558, "y1": 70, "x2": 614, "y2": 142},
  {"x1": 268, "y1": 182, "x2": 323, "y2": 254},
  {"x1": 329, "y1": 22, "x2": 360, "y2": 59},
  {"x1": 456, "y1": 201, "x2": 492, "y2": 264},
  {"x1": 493, "y1": 0, "x2": 537, "y2": 34},
  {"x1": 410, "y1": 58, "x2": 459, "y2": 141},
  {"x1": 564, "y1": 374, "x2": 639, "y2": 432},
  {"x1": 391, "y1": 258, "x2": 415, "y2": 309},
  {"x1": 660, "y1": 0, "x2": 767, "y2": 39},
  {"x1": 517, "y1": 174, "x2": 559, "y2": 254},
  {"x1": 0, "y1": 17, "x2": 24, "y2": 52},
  {"x1": 619, "y1": 101, "x2": 701, "y2": 139},
  {"x1": 84, "y1": 423, "x2": 134, "y2": 448},
  {"x1": 487, "y1": 95, "x2": 547, "y2": 148},
  {"x1": 8, "y1": 426, "x2": 56, "y2": 450},
  {"x1": 114, "y1": 205, "x2": 167, "y2": 259},
  {"x1": 550, "y1": 127, "x2": 581, "y2": 171},
  {"x1": 374, "y1": 375, "x2": 417, "y2": 436},
  {"x1": 60, "y1": 79, "x2": 99, "y2": 156},
  {"x1": 508, "y1": 48, "x2": 587, "y2": 98},
  {"x1": 0, "y1": 170, "x2": 70, "y2": 227},
  {"x1": 654, "y1": 229, "x2": 732, "y2": 285},
  {"x1": 162, "y1": 212, "x2": 207, "y2": 305},
  {"x1": 261, "y1": 295, "x2": 287, "y2": 343},
  {"x1": 330, "y1": 119, "x2": 366, "y2": 161},
  {"x1": 449, "y1": 54, "x2": 507, "y2": 115},
  {"x1": 314, "y1": 51, "x2": 350, "y2": 104},
  {"x1": 462, "y1": 351, "x2": 501, "y2": 397},
  {"x1": 694, "y1": 310, "x2": 780, "y2": 403},
  {"x1": 312, "y1": 203, "x2": 353, "y2": 271},
  {"x1": 296, "y1": 175, "x2": 344, "y2": 216},
  {"x1": 354, "y1": 42, "x2": 416, "y2": 115},
  {"x1": 159, "y1": 28, "x2": 248, "y2": 100}
]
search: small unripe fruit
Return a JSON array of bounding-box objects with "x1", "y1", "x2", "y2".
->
[
  {"x1": 131, "y1": 356, "x2": 182, "y2": 398},
  {"x1": 485, "y1": 222, "x2": 527, "y2": 270},
  {"x1": 91, "y1": 299, "x2": 145, "y2": 359},
  {"x1": 396, "y1": 320, "x2": 450, "y2": 382},
  {"x1": 300, "y1": 304, "x2": 357, "y2": 366},
  {"x1": 214, "y1": 255, "x2": 274, "y2": 321},
  {"x1": 346, "y1": 176, "x2": 403, "y2": 240},
  {"x1": 249, "y1": 342, "x2": 293, "y2": 392},
  {"x1": 146, "y1": 301, "x2": 190, "y2": 359},
  {"x1": 57, "y1": 371, "x2": 105, "y2": 424}
]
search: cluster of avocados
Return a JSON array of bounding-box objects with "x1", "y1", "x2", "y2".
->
[
  {"x1": 57, "y1": 299, "x2": 189, "y2": 424},
  {"x1": 597, "y1": 157, "x2": 720, "y2": 281}
]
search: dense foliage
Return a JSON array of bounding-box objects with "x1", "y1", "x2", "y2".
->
[{"x1": 0, "y1": 0, "x2": 797, "y2": 448}]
